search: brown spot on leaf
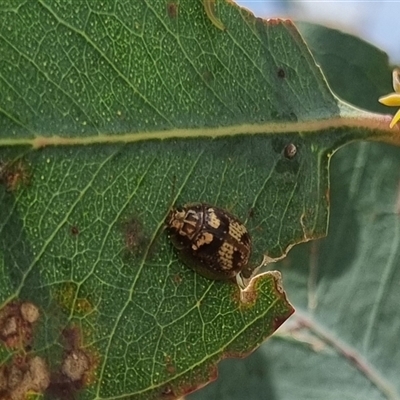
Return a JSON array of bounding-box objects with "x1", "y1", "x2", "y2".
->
[
  {"x1": 70, "y1": 225, "x2": 79, "y2": 236},
  {"x1": 62, "y1": 326, "x2": 82, "y2": 350},
  {"x1": 277, "y1": 68, "x2": 286, "y2": 78},
  {"x1": 165, "y1": 355, "x2": 176, "y2": 375},
  {"x1": 61, "y1": 350, "x2": 90, "y2": 382},
  {"x1": 0, "y1": 301, "x2": 39, "y2": 350},
  {"x1": 74, "y1": 298, "x2": 93, "y2": 315},
  {"x1": 173, "y1": 274, "x2": 182, "y2": 286},
  {"x1": 238, "y1": 281, "x2": 258, "y2": 306},
  {"x1": 209, "y1": 365, "x2": 219, "y2": 381},
  {"x1": 6, "y1": 364, "x2": 23, "y2": 390},
  {"x1": 20, "y1": 302, "x2": 39, "y2": 324},
  {"x1": 181, "y1": 366, "x2": 218, "y2": 396},
  {"x1": 47, "y1": 372, "x2": 84, "y2": 400},
  {"x1": 0, "y1": 355, "x2": 50, "y2": 400},
  {"x1": 0, "y1": 159, "x2": 31, "y2": 192},
  {"x1": 1, "y1": 315, "x2": 18, "y2": 338},
  {"x1": 47, "y1": 325, "x2": 99, "y2": 399},
  {"x1": 167, "y1": 2, "x2": 178, "y2": 18},
  {"x1": 325, "y1": 187, "x2": 331, "y2": 207},
  {"x1": 54, "y1": 282, "x2": 77, "y2": 312},
  {"x1": 121, "y1": 215, "x2": 148, "y2": 256},
  {"x1": 247, "y1": 207, "x2": 255, "y2": 219},
  {"x1": 160, "y1": 385, "x2": 175, "y2": 398},
  {"x1": 54, "y1": 282, "x2": 95, "y2": 316},
  {"x1": 265, "y1": 17, "x2": 280, "y2": 25}
]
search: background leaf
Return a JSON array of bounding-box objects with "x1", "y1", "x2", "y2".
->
[{"x1": 189, "y1": 22, "x2": 400, "y2": 400}]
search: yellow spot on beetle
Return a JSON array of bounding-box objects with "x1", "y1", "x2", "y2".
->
[
  {"x1": 218, "y1": 242, "x2": 235, "y2": 270},
  {"x1": 378, "y1": 68, "x2": 400, "y2": 128},
  {"x1": 228, "y1": 220, "x2": 247, "y2": 242},
  {"x1": 207, "y1": 209, "x2": 221, "y2": 229},
  {"x1": 192, "y1": 232, "x2": 214, "y2": 250},
  {"x1": 203, "y1": 0, "x2": 225, "y2": 31}
]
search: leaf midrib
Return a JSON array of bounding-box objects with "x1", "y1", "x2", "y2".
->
[{"x1": 0, "y1": 111, "x2": 391, "y2": 150}]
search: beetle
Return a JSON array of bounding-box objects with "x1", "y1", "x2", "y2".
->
[{"x1": 166, "y1": 203, "x2": 251, "y2": 285}]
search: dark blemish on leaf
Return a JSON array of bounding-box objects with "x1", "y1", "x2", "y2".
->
[
  {"x1": 0, "y1": 159, "x2": 31, "y2": 192},
  {"x1": 47, "y1": 371, "x2": 85, "y2": 400},
  {"x1": 173, "y1": 274, "x2": 182, "y2": 285},
  {"x1": 70, "y1": 225, "x2": 79, "y2": 236},
  {"x1": 325, "y1": 187, "x2": 331, "y2": 207},
  {"x1": 284, "y1": 143, "x2": 297, "y2": 159},
  {"x1": 61, "y1": 326, "x2": 82, "y2": 351},
  {"x1": 277, "y1": 68, "x2": 286, "y2": 78},
  {"x1": 248, "y1": 207, "x2": 255, "y2": 219},
  {"x1": 47, "y1": 326, "x2": 98, "y2": 399},
  {"x1": 14, "y1": 353, "x2": 26, "y2": 368},
  {"x1": 62, "y1": 326, "x2": 81, "y2": 350},
  {"x1": 167, "y1": 2, "x2": 178, "y2": 18},
  {"x1": 160, "y1": 385, "x2": 175, "y2": 398},
  {"x1": 165, "y1": 355, "x2": 176, "y2": 374},
  {"x1": 121, "y1": 215, "x2": 148, "y2": 256}
]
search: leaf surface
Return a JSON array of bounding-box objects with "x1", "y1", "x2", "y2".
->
[{"x1": 0, "y1": 3, "x2": 397, "y2": 400}]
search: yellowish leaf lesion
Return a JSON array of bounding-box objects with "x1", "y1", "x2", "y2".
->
[
  {"x1": 203, "y1": 0, "x2": 225, "y2": 31},
  {"x1": 378, "y1": 68, "x2": 400, "y2": 128}
]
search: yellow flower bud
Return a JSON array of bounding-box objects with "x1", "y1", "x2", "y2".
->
[{"x1": 378, "y1": 69, "x2": 400, "y2": 128}]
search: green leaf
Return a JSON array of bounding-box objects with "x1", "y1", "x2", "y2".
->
[
  {"x1": 296, "y1": 21, "x2": 394, "y2": 113},
  {"x1": 0, "y1": 2, "x2": 398, "y2": 400},
  {"x1": 189, "y1": 22, "x2": 400, "y2": 400}
]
